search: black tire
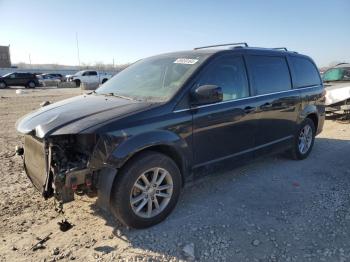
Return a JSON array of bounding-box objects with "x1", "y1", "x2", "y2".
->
[
  {"x1": 288, "y1": 118, "x2": 315, "y2": 160},
  {"x1": 102, "y1": 78, "x2": 108, "y2": 84},
  {"x1": 26, "y1": 81, "x2": 36, "y2": 89},
  {"x1": 0, "y1": 81, "x2": 7, "y2": 89},
  {"x1": 74, "y1": 79, "x2": 81, "y2": 87},
  {"x1": 110, "y1": 151, "x2": 182, "y2": 229}
]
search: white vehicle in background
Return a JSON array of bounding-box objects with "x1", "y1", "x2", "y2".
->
[
  {"x1": 68, "y1": 70, "x2": 112, "y2": 87},
  {"x1": 323, "y1": 63, "x2": 350, "y2": 115}
]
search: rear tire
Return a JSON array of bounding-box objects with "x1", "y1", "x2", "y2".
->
[
  {"x1": 110, "y1": 151, "x2": 182, "y2": 229},
  {"x1": 26, "y1": 81, "x2": 36, "y2": 88},
  {"x1": 0, "y1": 81, "x2": 7, "y2": 89},
  {"x1": 288, "y1": 118, "x2": 315, "y2": 160}
]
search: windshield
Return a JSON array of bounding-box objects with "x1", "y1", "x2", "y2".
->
[
  {"x1": 323, "y1": 67, "x2": 350, "y2": 82},
  {"x1": 74, "y1": 70, "x2": 85, "y2": 76},
  {"x1": 95, "y1": 54, "x2": 209, "y2": 102},
  {"x1": 2, "y1": 73, "x2": 12, "y2": 77}
]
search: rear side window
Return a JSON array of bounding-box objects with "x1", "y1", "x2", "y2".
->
[
  {"x1": 290, "y1": 57, "x2": 321, "y2": 88},
  {"x1": 89, "y1": 71, "x2": 97, "y2": 76},
  {"x1": 247, "y1": 56, "x2": 291, "y2": 95}
]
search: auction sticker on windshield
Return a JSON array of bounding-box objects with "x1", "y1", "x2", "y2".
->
[{"x1": 174, "y1": 58, "x2": 198, "y2": 64}]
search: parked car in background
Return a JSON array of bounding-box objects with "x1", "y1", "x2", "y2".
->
[
  {"x1": 42, "y1": 73, "x2": 64, "y2": 81},
  {"x1": 67, "y1": 70, "x2": 112, "y2": 87},
  {"x1": 36, "y1": 74, "x2": 61, "y2": 87},
  {"x1": 323, "y1": 63, "x2": 350, "y2": 114},
  {"x1": 0, "y1": 72, "x2": 39, "y2": 88},
  {"x1": 16, "y1": 44, "x2": 325, "y2": 228}
]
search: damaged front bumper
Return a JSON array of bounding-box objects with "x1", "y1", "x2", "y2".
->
[{"x1": 22, "y1": 134, "x2": 97, "y2": 203}]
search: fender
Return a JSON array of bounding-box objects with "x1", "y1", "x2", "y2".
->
[
  {"x1": 96, "y1": 167, "x2": 118, "y2": 211},
  {"x1": 107, "y1": 130, "x2": 192, "y2": 174},
  {"x1": 96, "y1": 130, "x2": 192, "y2": 211}
]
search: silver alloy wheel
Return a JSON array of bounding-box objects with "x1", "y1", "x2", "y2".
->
[
  {"x1": 298, "y1": 124, "x2": 313, "y2": 154},
  {"x1": 130, "y1": 167, "x2": 173, "y2": 218},
  {"x1": 0, "y1": 82, "x2": 5, "y2": 88},
  {"x1": 29, "y1": 82, "x2": 35, "y2": 88}
]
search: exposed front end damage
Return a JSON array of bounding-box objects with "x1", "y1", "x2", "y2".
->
[{"x1": 23, "y1": 134, "x2": 101, "y2": 204}]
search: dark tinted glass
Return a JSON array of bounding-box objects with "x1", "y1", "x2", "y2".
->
[
  {"x1": 247, "y1": 56, "x2": 291, "y2": 95},
  {"x1": 290, "y1": 57, "x2": 321, "y2": 87},
  {"x1": 198, "y1": 55, "x2": 249, "y2": 101},
  {"x1": 89, "y1": 71, "x2": 97, "y2": 76}
]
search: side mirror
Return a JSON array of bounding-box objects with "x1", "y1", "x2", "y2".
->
[{"x1": 191, "y1": 85, "x2": 223, "y2": 106}]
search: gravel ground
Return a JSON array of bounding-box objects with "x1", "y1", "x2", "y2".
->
[{"x1": 0, "y1": 87, "x2": 349, "y2": 262}]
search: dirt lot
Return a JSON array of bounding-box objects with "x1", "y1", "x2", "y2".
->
[{"x1": 0, "y1": 87, "x2": 350, "y2": 262}]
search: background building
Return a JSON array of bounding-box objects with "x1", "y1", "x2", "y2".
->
[{"x1": 0, "y1": 46, "x2": 11, "y2": 68}]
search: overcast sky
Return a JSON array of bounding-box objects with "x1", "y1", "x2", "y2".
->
[{"x1": 0, "y1": 0, "x2": 349, "y2": 67}]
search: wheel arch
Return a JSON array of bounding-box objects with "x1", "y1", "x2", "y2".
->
[
  {"x1": 298, "y1": 105, "x2": 318, "y2": 127},
  {"x1": 305, "y1": 113, "x2": 318, "y2": 131},
  {"x1": 120, "y1": 144, "x2": 187, "y2": 186},
  {"x1": 108, "y1": 130, "x2": 191, "y2": 181},
  {"x1": 96, "y1": 131, "x2": 191, "y2": 211}
]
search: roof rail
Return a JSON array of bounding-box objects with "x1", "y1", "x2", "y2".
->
[
  {"x1": 194, "y1": 42, "x2": 248, "y2": 50},
  {"x1": 273, "y1": 47, "x2": 288, "y2": 51}
]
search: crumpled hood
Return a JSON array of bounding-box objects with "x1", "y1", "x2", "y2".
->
[
  {"x1": 16, "y1": 94, "x2": 152, "y2": 138},
  {"x1": 324, "y1": 82, "x2": 350, "y2": 106}
]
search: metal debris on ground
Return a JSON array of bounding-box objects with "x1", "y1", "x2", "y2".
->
[
  {"x1": 58, "y1": 219, "x2": 73, "y2": 232},
  {"x1": 31, "y1": 232, "x2": 52, "y2": 251}
]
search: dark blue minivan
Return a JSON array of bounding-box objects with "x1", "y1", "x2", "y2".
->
[{"x1": 16, "y1": 43, "x2": 325, "y2": 228}]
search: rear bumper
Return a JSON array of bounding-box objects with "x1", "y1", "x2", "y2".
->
[{"x1": 316, "y1": 113, "x2": 325, "y2": 136}]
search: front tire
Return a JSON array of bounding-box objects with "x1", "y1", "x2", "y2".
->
[
  {"x1": 74, "y1": 79, "x2": 81, "y2": 87},
  {"x1": 288, "y1": 118, "x2": 315, "y2": 160},
  {"x1": 0, "y1": 81, "x2": 7, "y2": 89},
  {"x1": 110, "y1": 151, "x2": 182, "y2": 229}
]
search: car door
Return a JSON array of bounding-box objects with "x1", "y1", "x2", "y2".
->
[
  {"x1": 192, "y1": 54, "x2": 257, "y2": 167},
  {"x1": 5, "y1": 73, "x2": 18, "y2": 86},
  {"x1": 245, "y1": 55, "x2": 300, "y2": 152},
  {"x1": 80, "y1": 71, "x2": 89, "y2": 83},
  {"x1": 20, "y1": 73, "x2": 30, "y2": 85},
  {"x1": 89, "y1": 71, "x2": 99, "y2": 83}
]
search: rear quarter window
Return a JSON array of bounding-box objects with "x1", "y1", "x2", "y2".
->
[
  {"x1": 290, "y1": 56, "x2": 321, "y2": 88},
  {"x1": 246, "y1": 55, "x2": 291, "y2": 95}
]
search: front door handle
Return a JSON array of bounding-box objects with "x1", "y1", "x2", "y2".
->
[{"x1": 244, "y1": 106, "x2": 256, "y2": 113}]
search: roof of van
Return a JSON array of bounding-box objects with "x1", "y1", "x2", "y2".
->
[
  {"x1": 145, "y1": 45, "x2": 312, "y2": 64},
  {"x1": 158, "y1": 46, "x2": 305, "y2": 58}
]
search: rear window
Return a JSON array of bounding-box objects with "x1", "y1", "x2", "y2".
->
[
  {"x1": 290, "y1": 57, "x2": 321, "y2": 88},
  {"x1": 247, "y1": 56, "x2": 291, "y2": 95}
]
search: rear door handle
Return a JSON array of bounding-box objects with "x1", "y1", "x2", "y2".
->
[{"x1": 244, "y1": 106, "x2": 256, "y2": 113}]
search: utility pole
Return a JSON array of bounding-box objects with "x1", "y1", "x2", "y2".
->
[
  {"x1": 76, "y1": 32, "x2": 81, "y2": 67},
  {"x1": 113, "y1": 57, "x2": 115, "y2": 68},
  {"x1": 8, "y1": 45, "x2": 12, "y2": 67},
  {"x1": 28, "y1": 53, "x2": 32, "y2": 65}
]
